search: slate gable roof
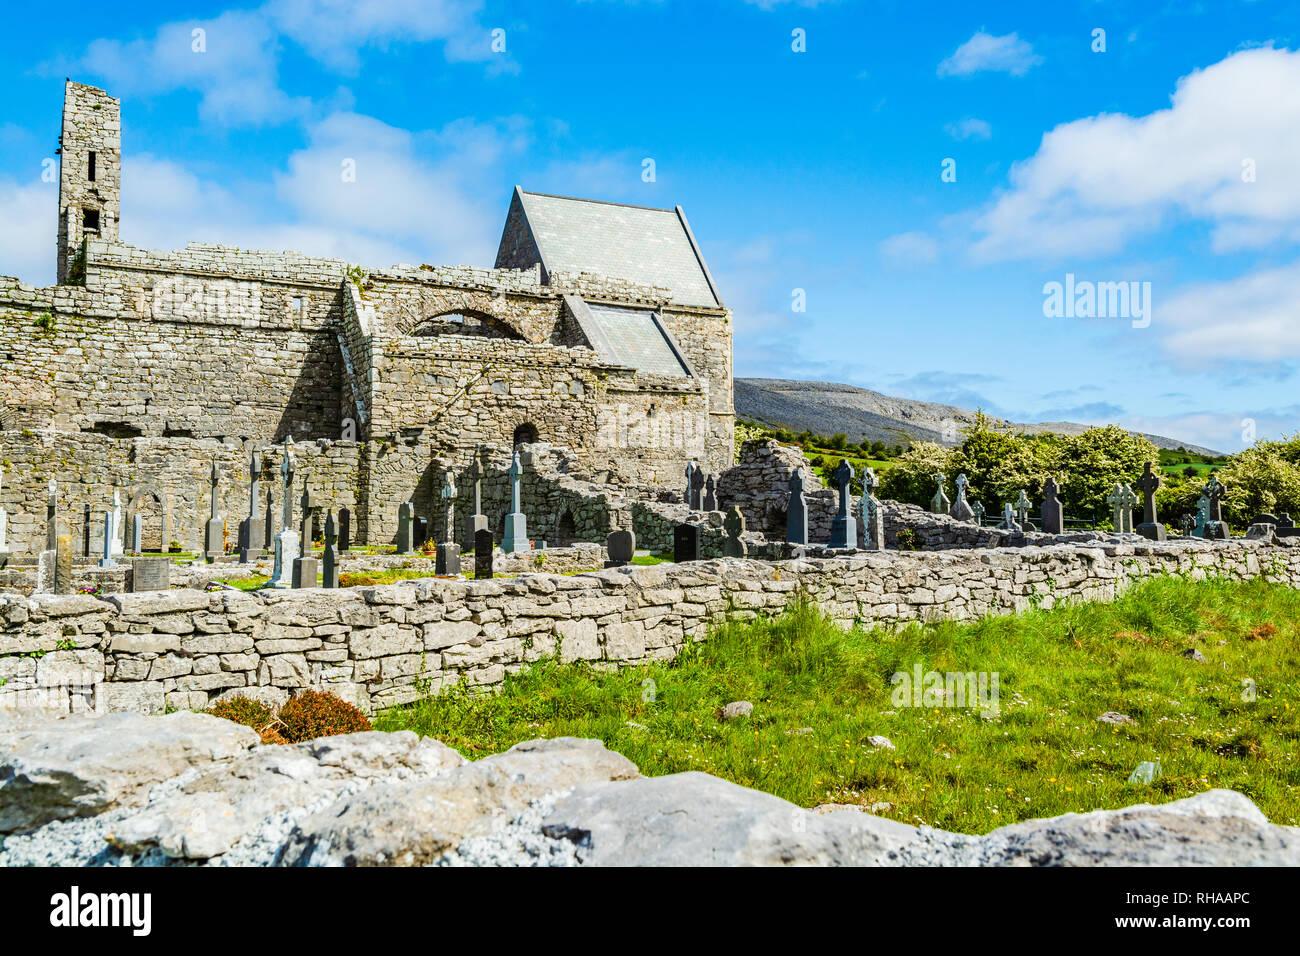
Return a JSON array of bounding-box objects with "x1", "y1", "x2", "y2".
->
[{"x1": 495, "y1": 187, "x2": 721, "y2": 309}]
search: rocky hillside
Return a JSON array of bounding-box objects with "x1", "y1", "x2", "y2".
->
[
  {"x1": 735, "y1": 378, "x2": 1224, "y2": 457},
  {"x1": 2, "y1": 712, "x2": 1294, "y2": 866}
]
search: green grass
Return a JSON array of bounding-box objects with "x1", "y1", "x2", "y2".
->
[{"x1": 376, "y1": 575, "x2": 1300, "y2": 833}]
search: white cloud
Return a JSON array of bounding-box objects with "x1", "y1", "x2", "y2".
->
[
  {"x1": 938, "y1": 31, "x2": 1041, "y2": 77},
  {"x1": 265, "y1": 0, "x2": 487, "y2": 72},
  {"x1": 66, "y1": 1, "x2": 498, "y2": 126},
  {"x1": 0, "y1": 177, "x2": 57, "y2": 286},
  {"x1": 0, "y1": 107, "x2": 532, "y2": 287},
  {"x1": 945, "y1": 118, "x2": 992, "y2": 141},
  {"x1": 969, "y1": 46, "x2": 1300, "y2": 263},
  {"x1": 879, "y1": 231, "x2": 939, "y2": 266},
  {"x1": 77, "y1": 10, "x2": 307, "y2": 126},
  {"x1": 1158, "y1": 258, "x2": 1300, "y2": 365}
]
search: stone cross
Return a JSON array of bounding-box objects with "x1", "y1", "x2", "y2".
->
[
  {"x1": 1203, "y1": 473, "x2": 1226, "y2": 524},
  {"x1": 110, "y1": 487, "x2": 123, "y2": 556},
  {"x1": 1001, "y1": 502, "x2": 1020, "y2": 531},
  {"x1": 1015, "y1": 490, "x2": 1032, "y2": 528},
  {"x1": 786, "y1": 470, "x2": 808, "y2": 545},
  {"x1": 298, "y1": 474, "x2": 314, "y2": 550},
  {"x1": 723, "y1": 505, "x2": 747, "y2": 558},
  {"x1": 322, "y1": 509, "x2": 339, "y2": 588},
  {"x1": 502, "y1": 450, "x2": 529, "y2": 553},
  {"x1": 441, "y1": 471, "x2": 458, "y2": 543},
  {"x1": 469, "y1": 450, "x2": 488, "y2": 540},
  {"x1": 46, "y1": 479, "x2": 59, "y2": 552},
  {"x1": 239, "y1": 449, "x2": 265, "y2": 561},
  {"x1": 828, "y1": 459, "x2": 857, "y2": 549},
  {"x1": 99, "y1": 510, "x2": 115, "y2": 568},
  {"x1": 860, "y1": 466, "x2": 883, "y2": 550},
  {"x1": 1178, "y1": 513, "x2": 1194, "y2": 537},
  {"x1": 509, "y1": 451, "x2": 522, "y2": 515},
  {"x1": 684, "y1": 461, "x2": 696, "y2": 506},
  {"x1": 690, "y1": 466, "x2": 705, "y2": 510},
  {"x1": 1106, "y1": 482, "x2": 1125, "y2": 532},
  {"x1": 949, "y1": 472, "x2": 974, "y2": 522},
  {"x1": 1041, "y1": 477, "x2": 1064, "y2": 534},
  {"x1": 1193, "y1": 494, "x2": 1210, "y2": 538},
  {"x1": 248, "y1": 449, "x2": 262, "y2": 518},
  {"x1": 270, "y1": 436, "x2": 298, "y2": 588},
  {"x1": 703, "y1": 474, "x2": 717, "y2": 512},
  {"x1": 930, "y1": 473, "x2": 950, "y2": 515},
  {"x1": 1135, "y1": 461, "x2": 1160, "y2": 525},
  {"x1": 280, "y1": 436, "x2": 295, "y2": 533},
  {"x1": 205, "y1": 458, "x2": 224, "y2": 559},
  {"x1": 971, "y1": 500, "x2": 985, "y2": 525},
  {"x1": 1119, "y1": 484, "x2": 1139, "y2": 534}
]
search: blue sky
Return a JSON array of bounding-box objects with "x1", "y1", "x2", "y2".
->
[{"x1": 2, "y1": 0, "x2": 1298, "y2": 453}]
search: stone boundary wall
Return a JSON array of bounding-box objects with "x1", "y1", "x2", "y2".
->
[{"x1": 2, "y1": 538, "x2": 1294, "y2": 718}]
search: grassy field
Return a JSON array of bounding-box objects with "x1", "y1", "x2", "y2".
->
[{"x1": 376, "y1": 575, "x2": 1300, "y2": 833}]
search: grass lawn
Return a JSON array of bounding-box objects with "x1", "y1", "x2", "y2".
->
[{"x1": 375, "y1": 575, "x2": 1300, "y2": 833}]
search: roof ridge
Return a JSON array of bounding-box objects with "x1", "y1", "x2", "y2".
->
[{"x1": 519, "y1": 189, "x2": 677, "y2": 214}]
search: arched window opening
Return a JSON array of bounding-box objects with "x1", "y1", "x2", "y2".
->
[{"x1": 513, "y1": 422, "x2": 539, "y2": 446}]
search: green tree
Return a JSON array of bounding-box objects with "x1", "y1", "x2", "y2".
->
[
  {"x1": 878, "y1": 441, "x2": 952, "y2": 506},
  {"x1": 1054, "y1": 426, "x2": 1159, "y2": 520},
  {"x1": 1220, "y1": 447, "x2": 1300, "y2": 524},
  {"x1": 948, "y1": 411, "x2": 1041, "y2": 511}
]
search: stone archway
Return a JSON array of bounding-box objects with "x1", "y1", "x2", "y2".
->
[
  {"x1": 127, "y1": 487, "x2": 168, "y2": 552},
  {"x1": 555, "y1": 510, "x2": 577, "y2": 547}
]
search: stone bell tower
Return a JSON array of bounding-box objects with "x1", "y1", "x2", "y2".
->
[{"x1": 57, "y1": 80, "x2": 120, "y2": 284}]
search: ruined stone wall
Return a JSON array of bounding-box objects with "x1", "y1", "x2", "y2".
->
[
  {"x1": 1, "y1": 242, "x2": 348, "y2": 443},
  {"x1": 1, "y1": 538, "x2": 1292, "y2": 717},
  {"x1": 0, "y1": 432, "x2": 361, "y2": 556}
]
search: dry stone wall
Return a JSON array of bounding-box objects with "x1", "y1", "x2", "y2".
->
[{"x1": 2, "y1": 537, "x2": 1293, "y2": 718}]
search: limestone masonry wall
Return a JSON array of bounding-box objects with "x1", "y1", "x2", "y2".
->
[{"x1": 2, "y1": 538, "x2": 1293, "y2": 717}]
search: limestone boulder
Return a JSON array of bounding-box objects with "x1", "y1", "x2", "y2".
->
[
  {"x1": 106, "y1": 731, "x2": 464, "y2": 860},
  {"x1": 539, "y1": 771, "x2": 947, "y2": 866},
  {"x1": 966, "y1": 789, "x2": 1300, "y2": 866},
  {"x1": 0, "y1": 711, "x2": 259, "y2": 834},
  {"x1": 277, "y1": 737, "x2": 639, "y2": 866}
]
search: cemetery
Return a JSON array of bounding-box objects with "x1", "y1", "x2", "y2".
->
[{"x1": 1, "y1": 78, "x2": 1298, "y2": 869}]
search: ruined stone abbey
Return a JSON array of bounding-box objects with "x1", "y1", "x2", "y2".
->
[{"x1": 0, "y1": 81, "x2": 734, "y2": 554}]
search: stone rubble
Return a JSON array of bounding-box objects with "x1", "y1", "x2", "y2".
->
[{"x1": 2, "y1": 713, "x2": 1295, "y2": 867}]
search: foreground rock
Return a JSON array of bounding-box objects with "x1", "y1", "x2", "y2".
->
[
  {"x1": 0, "y1": 712, "x2": 259, "y2": 834},
  {"x1": 2, "y1": 713, "x2": 1297, "y2": 867}
]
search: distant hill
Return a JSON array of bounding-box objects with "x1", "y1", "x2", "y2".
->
[{"x1": 734, "y1": 378, "x2": 1225, "y2": 458}]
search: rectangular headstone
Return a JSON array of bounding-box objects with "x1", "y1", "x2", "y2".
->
[
  {"x1": 205, "y1": 517, "x2": 223, "y2": 560},
  {"x1": 396, "y1": 502, "x2": 413, "y2": 553},
  {"x1": 322, "y1": 548, "x2": 339, "y2": 589},
  {"x1": 130, "y1": 556, "x2": 171, "y2": 592},
  {"x1": 54, "y1": 534, "x2": 75, "y2": 595},
  {"x1": 338, "y1": 507, "x2": 351, "y2": 552},
  {"x1": 239, "y1": 516, "x2": 265, "y2": 562},
  {"x1": 474, "y1": 529, "x2": 493, "y2": 579},
  {"x1": 436, "y1": 542, "x2": 462, "y2": 576},
  {"x1": 605, "y1": 529, "x2": 635, "y2": 568},
  {"x1": 292, "y1": 556, "x2": 318, "y2": 589},
  {"x1": 673, "y1": 524, "x2": 700, "y2": 563}
]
